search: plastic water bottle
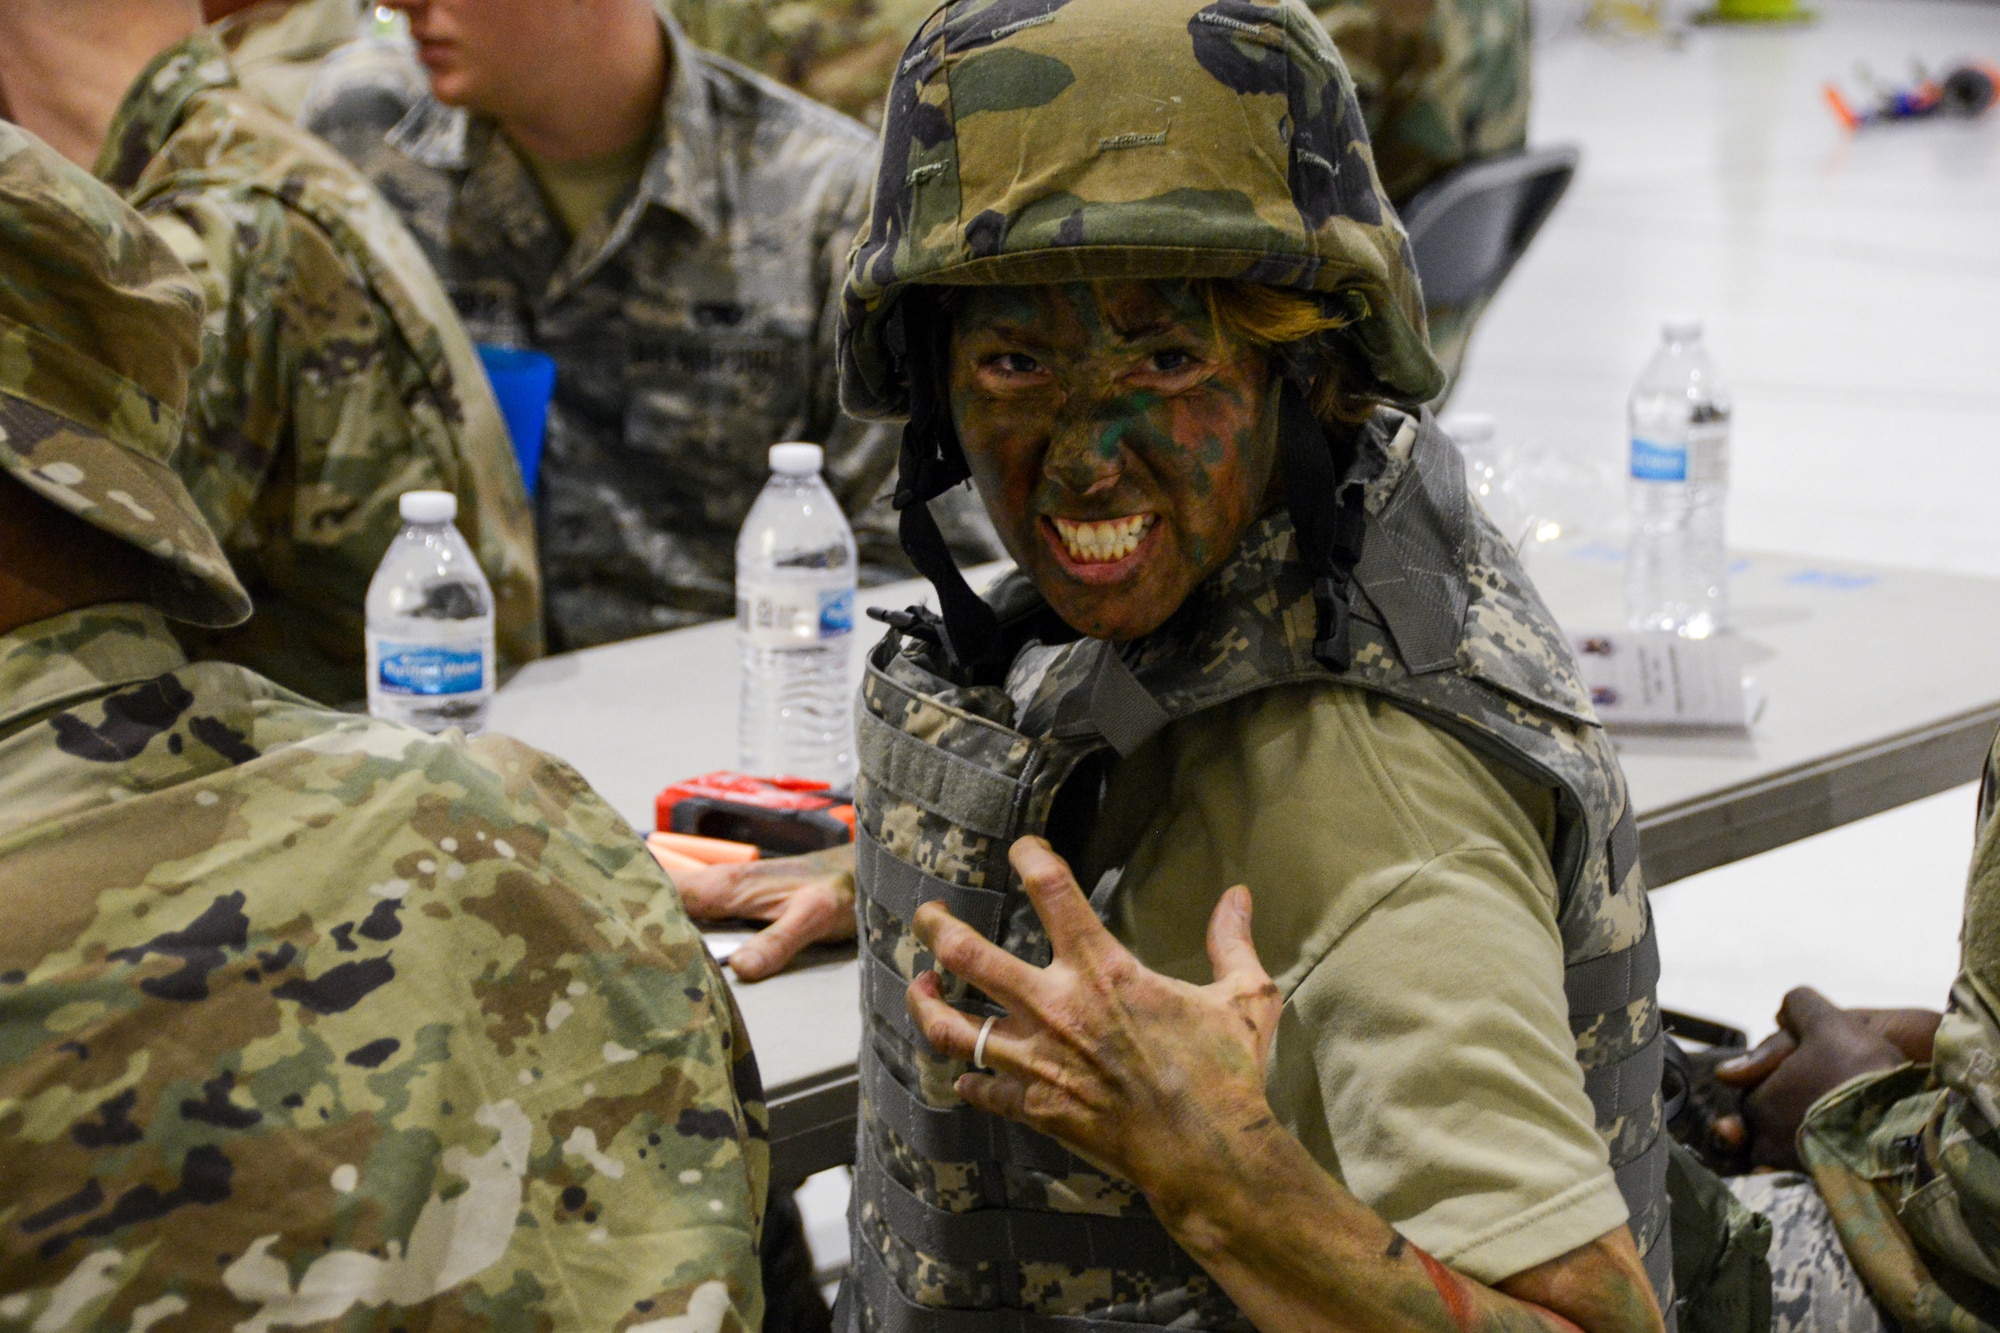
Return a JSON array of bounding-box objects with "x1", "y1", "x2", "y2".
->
[
  {"x1": 737, "y1": 443, "x2": 858, "y2": 786},
  {"x1": 1626, "y1": 318, "x2": 1733, "y2": 638},
  {"x1": 1442, "y1": 411, "x2": 1529, "y2": 547},
  {"x1": 365, "y1": 491, "x2": 494, "y2": 733}
]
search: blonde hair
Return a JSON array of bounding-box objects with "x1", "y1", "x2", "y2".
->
[{"x1": 1194, "y1": 279, "x2": 1377, "y2": 425}]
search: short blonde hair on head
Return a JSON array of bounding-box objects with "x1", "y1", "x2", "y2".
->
[{"x1": 1194, "y1": 279, "x2": 1379, "y2": 425}]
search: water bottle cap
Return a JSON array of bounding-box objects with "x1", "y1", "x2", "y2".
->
[
  {"x1": 1439, "y1": 412, "x2": 1497, "y2": 447},
  {"x1": 769, "y1": 442, "x2": 824, "y2": 475},
  {"x1": 1661, "y1": 315, "x2": 1703, "y2": 343},
  {"x1": 399, "y1": 490, "x2": 457, "y2": 524}
]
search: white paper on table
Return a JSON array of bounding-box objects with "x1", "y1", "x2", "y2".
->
[
  {"x1": 1568, "y1": 631, "x2": 1752, "y2": 734},
  {"x1": 700, "y1": 930, "x2": 759, "y2": 963}
]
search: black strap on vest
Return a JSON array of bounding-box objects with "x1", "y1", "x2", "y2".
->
[{"x1": 1276, "y1": 378, "x2": 1368, "y2": 672}]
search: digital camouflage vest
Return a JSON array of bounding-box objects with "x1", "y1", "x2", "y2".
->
[{"x1": 845, "y1": 411, "x2": 1675, "y2": 1331}]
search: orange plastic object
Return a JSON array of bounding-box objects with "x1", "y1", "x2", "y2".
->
[
  {"x1": 648, "y1": 830, "x2": 760, "y2": 864},
  {"x1": 645, "y1": 839, "x2": 706, "y2": 876}
]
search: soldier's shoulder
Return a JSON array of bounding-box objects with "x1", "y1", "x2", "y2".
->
[{"x1": 690, "y1": 45, "x2": 876, "y2": 155}]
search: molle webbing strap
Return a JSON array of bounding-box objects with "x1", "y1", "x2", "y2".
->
[
  {"x1": 856, "y1": 707, "x2": 1027, "y2": 839},
  {"x1": 848, "y1": 1220, "x2": 1194, "y2": 1333},
  {"x1": 864, "y1": 948, "x2": 983, "y2": 1051},
  {"x1": 858, "y1": 826, "x2": 1009, "y2": 940},
  {"x1": 1351, "y1": 419, "x2": 1472, "y2": 675},
  {"x1": 1565, "y1": 931, "x2": 1662, "y2": 1018},
  {"x1": 862, "y1": 1052, "x2": 1085, "y2": 1176},
  {"x1": 1582, "y1": 1034, "x2": 1666, "y2": 1126},
  {"x1": 1050, "y1": 642, "x2": 1171, "y2": 758},
  {"x1": 857, "y1": 1140, "x2": 1207, "y2": 1280}
]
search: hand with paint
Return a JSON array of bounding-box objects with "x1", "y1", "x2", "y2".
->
[
  {"x1": 671, "y1": 844, "x2": 857, "y2": 981},
  {"x1": 907, "y1": 837, "x2": 1666, "y2": 1333}
]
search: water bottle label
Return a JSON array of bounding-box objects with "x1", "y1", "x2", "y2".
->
[
  {"x1": 738, "y1": 581, "x2": 855, "y2": 647},
  {"x1": 374, "y1": 641, "x2": 487, "y2": 696},
  {"x1": 1630, "y1": 438, "x2": 1688, "y2": 482}
]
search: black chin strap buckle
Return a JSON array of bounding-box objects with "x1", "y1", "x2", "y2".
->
[{"x1": 867, "y1": 603, "x2": 946, "y2": 648}]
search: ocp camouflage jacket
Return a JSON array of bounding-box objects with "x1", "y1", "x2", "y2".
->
[
  {"x1": 97, "y1": 31, "x2": 543, "y2": 707},
  {"x1": 0, "y1": 605, "x2": 764, "y2": 1332}
]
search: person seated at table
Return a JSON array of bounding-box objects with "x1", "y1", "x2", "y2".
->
[
  {"x1": 0, "y1": 0, "x2": 541, "y2": 707},
  {"x1": 0, "y1": 121, "x2": 763, "y2": 1331},
  {"x1": 202, "y1": 0, "x2": 364, "y2": 122},
  {"x1": 713, "y1": 1, "x2": 1756, "y2": 1328},
  {"x1": 295, "y1": 0, "x2": 1002, "y2": 653},
  {"x1": 1693, "y1": 729, "x2": 2000, "y2": 1333}
]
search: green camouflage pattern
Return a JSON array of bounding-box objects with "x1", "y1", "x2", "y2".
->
[
  {"x1": 97, "y1": 31, "x2": 543, "y2": 706},
  {"x1": 0, "y1": 123, "x2": 251, "y2": 630},
  {"x1": 0, "y1": 603, "x2": 767, "y2": 1332},
  {"x1": 836, "y1": 0, "x2": 1446, "y2": 422},
  {"x1": 1798, "y1": 728, "x2": 2000, "y2": 1332},
  {"x1": 297, "y1": 3, "x2": 1002, "y2": 652},
  {"x1": 213, "y1": 0, "x2": 365, "y2": 123},
  {"x1": 845, "y1": 408, "x2": 1672, "y2": 1330}
]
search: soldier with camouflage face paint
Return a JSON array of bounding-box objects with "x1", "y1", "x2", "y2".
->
[
  {"x1": 0, "y1": 120, "x2": 767, "y2": 1332},
  {"x1": 764, "y1": 2, "x2": 1689, "y2": 1330},
  {"x1": 0, "y1": 0, "x2": 542, "y2": 709}
]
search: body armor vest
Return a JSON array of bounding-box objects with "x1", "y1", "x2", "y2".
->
[{"x1": 843, "y1": 412, "x2": 1674, "y2": 1332}]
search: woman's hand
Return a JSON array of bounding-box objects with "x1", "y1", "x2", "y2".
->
[
  {"x1": 903, "y1": 835, "x2": 1281, "y2": 1218},
  {"x1": 672, "y1": 844, "x2": 856, "y2": 981}
]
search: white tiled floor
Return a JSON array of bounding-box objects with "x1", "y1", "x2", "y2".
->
[{"x1": 1457, "y1": 0, "x2": 2000, "y2": 1034}]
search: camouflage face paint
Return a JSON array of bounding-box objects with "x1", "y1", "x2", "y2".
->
[{"x1": 946, "y1": 280, "x2": 1280, "y2": 641}]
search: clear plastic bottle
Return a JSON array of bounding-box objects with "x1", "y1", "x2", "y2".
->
[
  {"x1": 1441, "y1": 411, "x2": 1529, "y2": 547},
  {"x1": 737, "y1": 443, "x2": 858, "y2": 786},
  {"x1": 365, "y1": 491, "x2": 494, "y2": 733},
  {"x1": 1626, "y1": 317, "x2": 1733, "y2": 638}
]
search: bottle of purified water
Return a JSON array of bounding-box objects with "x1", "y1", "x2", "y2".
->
[
  {"x1": 1626, "y1": 317, "x2": 1733, "y2": 638},
  {"x1": 737, "y1": 443, "x2": 858, "y2": 786},
  {"x1": 365, "y1": 491, "x2": 494, "y2": 733}
]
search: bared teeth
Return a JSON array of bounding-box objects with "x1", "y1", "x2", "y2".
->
[{"x1": 1052, "y1": 515, "x2": 1154, "y2": 564}]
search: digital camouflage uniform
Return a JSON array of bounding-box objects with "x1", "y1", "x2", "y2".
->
[
  {"x1": 211, "y1": 0, "x2": 365, "y2": 123},
  {"x1": 97, "y1": 30, "x2": 543, "y2": 707},
  {"x1": 298, "y1": 1, "x2": 1001, "y2": 652},
  {"x1": 0, "y1": 120, "x2": 768, "y2": 1333},
  {"x1": 832, "y1": 1, "x2": 1671, "y2": 1328},
  {"x1": 1785, "y1": 729, "x2": 2000, "y2": 1332}
]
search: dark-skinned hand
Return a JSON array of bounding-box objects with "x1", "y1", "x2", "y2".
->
[
  {"x1": 671, "y1": 845, "x2": 856, "y2": 981},
  {"x1": 1709, "y1": 987, "x2": 1921, "y2": 1171},
  {"x1": 903, "y1": 836, "x2": 1282, "y2": 1220}
]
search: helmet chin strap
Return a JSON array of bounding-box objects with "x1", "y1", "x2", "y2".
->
[
  {"x1": 879, "y1": 303, "x2": 1004, "y2": 674},
  {"x1": 1277, "y1": 375, "x2": 1368, "y2": 672}
]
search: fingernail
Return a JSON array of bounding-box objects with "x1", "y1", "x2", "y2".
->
[{"x1": 1717, "y1": 1055, "x2": 1748, "y2": 1073}]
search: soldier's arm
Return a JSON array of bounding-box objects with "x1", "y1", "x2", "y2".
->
[{"x1": 906, "y1": 838, "x2": 1664, "y2": 1333}]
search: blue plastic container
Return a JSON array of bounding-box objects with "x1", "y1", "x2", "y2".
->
[{"x1": 476, "y1": 344, "x2": 557, "y2": 497}]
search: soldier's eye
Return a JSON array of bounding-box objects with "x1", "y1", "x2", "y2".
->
[
  {"x1": 992, "y1": 353, "x2": 1043, "y2": 375},
  {"x1": 1149, "y1": 349, "x2": 1196, "y2": 374}
]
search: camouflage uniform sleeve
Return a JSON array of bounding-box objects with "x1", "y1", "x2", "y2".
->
[
  {"x1": 1795, "y1": 728, "x2": 2000, "y2": 1329},
  {"x1": 148, "y1": 189, "x2": 536, "y2": 703}
]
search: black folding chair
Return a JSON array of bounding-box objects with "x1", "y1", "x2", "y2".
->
[{"x1": 1399, "y1": 144, "x2": 1582, "y2": 314}]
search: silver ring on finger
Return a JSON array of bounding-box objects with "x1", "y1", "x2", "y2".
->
[{"x1": 972, "y1": 1014, "x2": 998, "y2": 1071}]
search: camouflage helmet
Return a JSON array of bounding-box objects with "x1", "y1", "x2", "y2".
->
[
  {"x1": 0, "y1": 123, "x2": 251, "y2": 628},
  {"x1": 837, "y1": 0, "x2": 1447, "y2": 421}
]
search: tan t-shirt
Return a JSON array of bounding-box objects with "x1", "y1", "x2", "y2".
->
[
  {"x1": 519, "y1": 127, "x2": 657, "y2": 242},
  {"x1": 1081, "y1": 682, "x2": 1628, "y2": 1284}
]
